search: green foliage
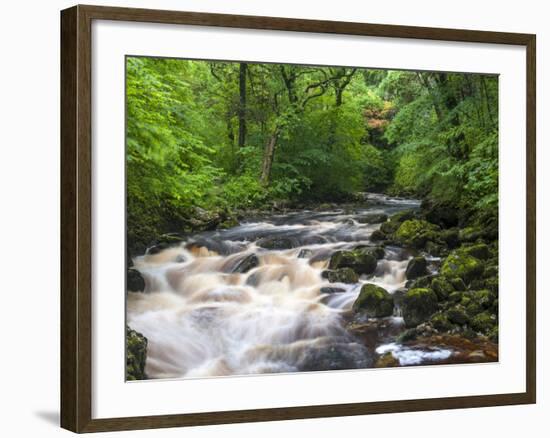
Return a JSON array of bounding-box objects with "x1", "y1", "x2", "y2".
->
[{"x1": 126, "y1": 58, "x2": 499, "y2": 250}]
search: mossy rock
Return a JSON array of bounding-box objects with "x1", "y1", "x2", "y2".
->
[
  {"x1": 425, "y1": 241, "x2": 447, "y2": 257},
  {"x1": 370, "y1": 229, "x2": 386, "y2": 241},
  {"x1": 352, "y1": 284, "x2": 394, "y2": 317},
  {"x1": 470, "y1": 312, "x2": 496, "y2": 334},
  {"x1": 380, "y1": 220, "x2": 400, "y2": 235},
  {"x1": 447, "y1": 305, "x2": 469, "y2": 326},
  {"x1": 484, "y1": 277, "x2": 499, "y2": 294},
  {"x1": 405, "y1": 256, "x2": 428, "y2": 280},
  {"x1": 430, "y1": 312, "x2": 453, "y2": 332},
  {"x1": 459, "y1": 226, "x2": 485, "y2": 243},
  {"x1": 396, "y1": 327, "x2": 419, "y2": 342},
  {"x1": 461, "y1": 243, "x2": 491, "y2": 260},
  {"x1": 390, "y1": 209, "x2": 416, "y2": 223},
  {"x1": 450, "y1": 277, "x2": 467, "y2": 291},
  {"x1": 375, "y1": 352, "x2": 399, "y2": 368},
  {"x1": 448, "y1": 290, "x2": 464, "y2": 304},
  {"x1": 470, "y1": 289, "x2": 496, "y2": 309},
  {"x1": 431, "y1": 277, "x2": 454, "y2": 301},
  {"x1": 405, "y1": 275, "x2": 434, "y2": 289},
  {"x1": 484, "y1": 265, "x2": 499, "y2": 278},
  {"x1": 328, "y1": 249, "x2": 377, "y2": 275},
  {"x1": 358, "y1": 213, "x2": 388, "y2": 224},
  {"x1": 402, "y1": 288, "x2": 438, "y2": 328},
  {"x1": 465, "y1": 301, "x2": 483, "y2": 318},
  {"x1": 441, "y1": 250, "x2": 484, "y2": 284},
  {"x1": 440, "y1": 228, "x2": 460, "y2": 249},
  {"x1": 322, "y1": 268, "x2": 359, "y2": 284},
  {"x1": 394, "y1": 219, "x2": 440, "y2": 247},
  {"x1": 489, "y1": 326, "x2": 499, "y2": 343},
  {"x1": 126, "y1": 326, "x2": 148, "y2": 380}
]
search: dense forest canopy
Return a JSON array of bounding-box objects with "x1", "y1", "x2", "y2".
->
[{"x1": 126, "y1": 57, "x2": 498, "y2": 252}]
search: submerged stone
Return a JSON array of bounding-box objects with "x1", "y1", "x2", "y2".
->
[{"x1": 232, "y1": 253, "x2": 260, "y2": 273}]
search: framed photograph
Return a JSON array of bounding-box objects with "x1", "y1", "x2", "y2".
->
[{"x1": 60, "y1": 4, "x2": 536, "y2": 433}]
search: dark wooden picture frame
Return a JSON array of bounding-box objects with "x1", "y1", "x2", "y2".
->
[{"x1": 61, "y1": 4, "x2": 536, "y2": 433}]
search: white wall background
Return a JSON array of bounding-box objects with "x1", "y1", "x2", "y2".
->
[{"x1": 0, "y1": 0, "x2": 545, "y2": 436}]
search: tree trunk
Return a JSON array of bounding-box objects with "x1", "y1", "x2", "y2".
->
[
  {"x1": 260, "y1": 128, "x2": 279, "y2": 186},
  {"x1": 238, "y1": 63, "x2": 247, "y2": 148}
]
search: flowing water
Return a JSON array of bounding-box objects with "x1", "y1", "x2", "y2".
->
[{"x1": 127, "y1": 194, "x2": 441, "y2": 379}]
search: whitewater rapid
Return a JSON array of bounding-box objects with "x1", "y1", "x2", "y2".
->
[{"x1": 127, "y1": 195, "x2": 422, "y2": 379}]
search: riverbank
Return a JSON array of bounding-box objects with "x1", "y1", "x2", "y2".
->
[{"x1": 126, "y1": 193, "x2": 498, "y2": 380}]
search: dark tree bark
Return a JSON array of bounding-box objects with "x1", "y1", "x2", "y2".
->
[
  {"x1": 260, "y1": 128, "x2": 279, "y2": 186},
  {"x1": 238, "y1": 63, "x2": 247, "y2": 148}
]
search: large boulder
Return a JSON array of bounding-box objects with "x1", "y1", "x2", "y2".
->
[
  {"x1": 126, "y1": 326, "x2": 148, "y2": 380},
  {"x1": 402, "y1": 288, "x2": 438, "y2": 328},
  {"x1": 441, "y1": 250, "x2": 484, "y2": 284},
  {"x1": 352, "y1": 284, "x2": 394, "y2": 318},
  {"x1": 405, "y1": 256, "x2": 428, "y2": 280},
  {"x1": 394, "y1": 219, "x2": 440, "y2": 248},
  {"x1": 322, "y1": 268, "x2": 359, "y2": 284},
  {"x1": 328, "y1": 249, "x2": 377, "y2": 275}
]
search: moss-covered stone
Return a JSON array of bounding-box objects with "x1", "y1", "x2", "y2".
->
[
  {"x1": 441, "y1": 250, "x2": 484, "y2": 284},
  {"x1": 447, "y1": 305, "x2": 469, "y2": 326},
  {"x1": 470, "y1": 312, "x2": 496, "y2": 334},
  {"x1": 441, "y1": 228, "x2": 460, "y2": 249},
  {"x1": 390, "y1": 209, "x2": 416, "y2": 223},
  {"x1": 470, "y1": 289, "x2": 496, "y2": 309},
  {"x1": 405, "y1": 256, "x2": 428, "y2": 279},
  {"x1": 375, "y1": 352, "x2": 399, "y2": 367},
  {"x1": 394, "y1": 219, "x2": 440, "y2": 247},
  {"x1": 126, "y1": 326, "x2": 148, "y2": 380},
  {"x1": 352, "y1": 284, "x2": 394, "y2": 317},
  {"x1": 431, "y1": 312, "x2": 453, "y2": 332},
  {"x1": 402, "y1": 288, "x2": 438, "y2": 328},
  {"x1": 329, "y1": 249, "x2": 377, "y2": 275},
  {"x1": 370, "y1": 229, "x2": 386, "y2": 241},
  {"x1": 425, "y1": 241, "x2": 447, "y2": 257},
  {"x1": 380, "y1": 220, "x2": 400, "y2": 235},
  {"x1": 461, "y1": 243, "x2": 491, "y2": 260},
  {"x1": 406, "y1": 275, "x2": 434, "y2": 289},
  {"x1": 322, "y1": 268, "x2": 359, "y2": 284},
  {"x1": 450, "y1": 277, "x2": 467, "y2": 291},
  {"x1": 431, "y1": 277, "x2": 454, "y2": 301},
  {"x1": 459, "y1": 226, "x2": 485, "y2": 243},
  {"x1": 489, "y1": 326, "x2": 499, "y2": 343},
  {"x1": 358, "y1": 213, "x2": 388, "y2": 224}
]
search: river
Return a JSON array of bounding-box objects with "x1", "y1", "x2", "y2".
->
[{"x1": 127, "y1": 194, "x2": 457, "y2": 379}]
